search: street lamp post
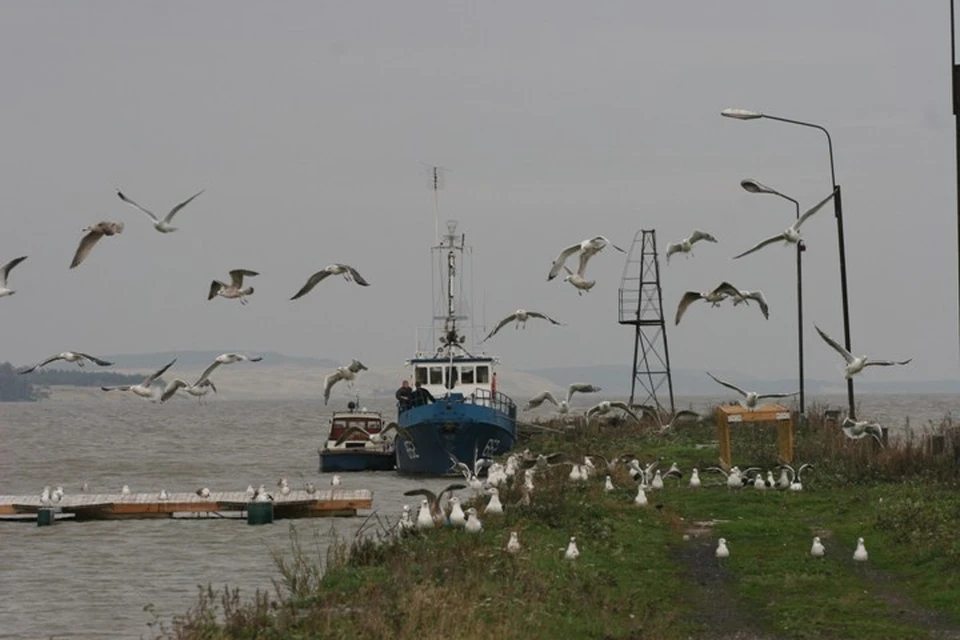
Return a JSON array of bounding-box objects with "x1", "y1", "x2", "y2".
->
[
  {"x1": 740, "y1": 178, "x2": 805, "y2": 414},
  {"x1": 721, "y1": 108, "x2": 855, "y2": 419}
]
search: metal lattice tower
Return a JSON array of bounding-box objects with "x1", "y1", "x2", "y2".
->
[{"x1": 618, "y1": 229, "x2": 675, "y2": 412}]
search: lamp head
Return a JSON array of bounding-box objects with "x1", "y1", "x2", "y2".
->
[
  {"x1": 721, "y1": 108, "x2": 763, "y2": 120},
  {"x1": 740, "y1": 178, "x2": 776, "y2": 195}
]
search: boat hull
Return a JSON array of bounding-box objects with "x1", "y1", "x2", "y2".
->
[
  {"x1": 395, "y1": 397, "x2": 516, "y2": 475},
  {"x1": 319, "y1": 450, "x2": 396, "y2": 473}
]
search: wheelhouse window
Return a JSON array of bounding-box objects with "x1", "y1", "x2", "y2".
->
[
  {"x1": 415, "y1": 367, "x2": 428, "y2": 385},
  {"x1": 476, "y1": 365, "x2": 490, "y2": 384},
  {"x1": 445, "y1": 366, "x2": 459, "y2": 388},
  {"x1": 429, "y1": 366, "x2": 443, "y2": 385},
  {"x1": 460, "y1": 366, "x2": 475, "y2": 384}
]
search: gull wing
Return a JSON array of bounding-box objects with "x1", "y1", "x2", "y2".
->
[
  {"x1": 547, "y1": 243, "x2": 582, "y2": 281},
  {"x1": 162, "y1": 189, "x2": 205, "y2": 223},
  {"x1": 207, "y1": 280, "x2": 225, "y2": 300},
  {"x1": 706, "y1": 372, "x2": 747, "y2": 398},
  {"x1": 525, "y1": 390, "x2": 559, "y2": 410},
  {"x1": 101, "y1": 385, "x2": 131, "y2": 391},
  {"x1": 864, "y1": 358, "x2": 913, "y2": 368},
  {"x1": 229, "y1": 269, "x2": 259, "y2": 288},
  {"x1": 116, "y1": 190, "x2": 159, "y2": 223},
  {"x1": 526, "y1": 311, "x2": 563, "y2": 325},
  {"x1": 711, "y1": 282, "x2": 742, "y2": 299},
  {"x1": 323, "y1": 370, "x2": 346, "y2": 405},
  {"x1": 794, "y1": 190, "x2": 836, "y2": 230},
  {"x1": 160, "y1": 379, "x2": 188, "y2": 403},
  {"x1": 675, "y1": 291, "x2": 704, "y2": 326},
  {"x1": 381, "y1": 422, "x2": 413, "y2": 440},
  {"x1": 595, "y1": 236, "x2": 626, "y2": 253},
  {"x1": 814, "y1": 325, "x2": 854, "y2": 364},
  {"x1": 575, "y1": 250, "x2": 594, "y2": 278},
  {"x1": 665, "y1": 242, "x2": 681, "y2": 263},
  {"x1": 690, "y1": 230, "x2": 718, "y2": 245},
  {"x1": 343, "y1": 264, "x2": 370, "y2": 286},
  {"x1": 610, "y1": 401, "x2": 642, "y2": 422},
  {"x1": 144, "y1": 358, "x2": 177, "y2": 385},
  {"x1": 732, "y1": 233, "x2": 786, "y2": 260},
  {"x1": 743, "y1": 291, "x2": 769, "y2": 319},
  {"x1": 18, "y1": 354, "x2": 65, "y2": 374},
  {"x1": 403, "y1": 488, "x2": 439, "y2": 508},
  {"x1": 70, "y1": 229, "x2": 105, "y2": 269},
  {"x1": 335, "y1": 424, "x2": 371, "y2": 447},
  {"x1": 0, "y1": 256, "x2": 27, "y2": 286},
  {"x1": 482, "y1": 312, "x2": 519, "y2": 342},
  {"x1": 567, "y1": 383, "x2": 601, "y2": 404},
  {"x1": 290, "y1": 270, "x2": 332, "y2": 300},
  {"x1": 348, "y1": 359, "x2": 368, "y2": 373},
  {"x1": 756, "y1": 391, "x2": 798, "y2": 400},
  {"x1": 76, "y1": 353, "x2": 113, "y2": 367},
  {"x1": 194, "y1": 358, "x2": 222, "y2": 385}
]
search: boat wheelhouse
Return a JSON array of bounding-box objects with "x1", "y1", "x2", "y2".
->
[{"x1": 318, "y1": 402, "x2": 396, "y2": 473}]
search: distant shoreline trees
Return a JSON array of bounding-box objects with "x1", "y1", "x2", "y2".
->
[{"x1": 0, "y1": 362, "x2": 147, "y2": 402}]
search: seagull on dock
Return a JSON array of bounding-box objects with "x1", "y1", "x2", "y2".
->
[
  {"x1": 811, "y1": 536, "x2": 826, "y2": 558},
  {"x1": 548, "y1": 236, "x2": 625, "y2": 282},
  {"x1": 70, "y1": 221, "x2": 124, "y2": 269},
  {"x1": 196, "y1": 487, "x2": 211, "y2": 498},
  {"x1": 290, "y1": 264, "x2": 370, "y2": 300},
  {"x1": 121, "y1": 484, "x2": 131, "y2": 495},
  {"x1": 116, "y1": 188, "x2": 204, "y2": 233},
  {"x1": 19, "y1": 352, "x2": 113, "y2": 374},
  {"x1": 733, "y1": 190, "x2": 835, "y2": 260},
  {"x1": 674, "y1": 282, "x2": 741, "y2": 325},
  {"x1": 208, "y1": 270, "x2": 258, "y2": 305},
  {"x1": 666, "y1": 230, "x2": 718, "y2": 263},
  {"x1": 245, "y1": 485, "x2": 256, "y2": 499},
  {"x1": 159, "y1": 489, "x2": 169, "y2": 501},
  {"x1": 706, "y1": 372, "x2": 796, "y2": 410},
  {"x1": 841, "y1": 416, "x2": 885, "y2": 446},
  {"x1": 194, "y1": 353, "x2": 263, "y2": 386},
  {"x1": 253, "y1": 484, "x2": 273, "y2": 502},
  {"x1": 101, "y1": 358, "x2": 177, "y2": 400},
  {"x1": 482, "y1": 309, "x2": 563, "y2": 342},
  {"x1": 815, "y1": 325, "x2": 912, "y2": 378},
  {"x1": 323, "y1": 359, "x2": 369, "y2": 405},
  {"x1": 0, "y1": 256, "x2": 28, "y2": 298},
  {"x1": 586, "y1": 400, "x2": 642, "y2": 423}
]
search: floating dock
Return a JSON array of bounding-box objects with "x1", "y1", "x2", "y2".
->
[{"x1": 0, "y1": 489, "x2": 372, "y2": 523}]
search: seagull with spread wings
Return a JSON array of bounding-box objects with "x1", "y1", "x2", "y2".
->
[
  {"x1": 70, "y1": 221, "x2": 124, "y2": 269},
  {"x1": 524, "y1": 382, "x2": 601, "y2": 413},
  {"x1": 840, "y1": 416, "x2": 885, "y2": 446},
  {"x1": 290, "y1": 264, "x2": 370, "y2": 300},
  {"x1": 334, "y1": 421, "x2": 410, "y2": 446},
  {"x1": 815, "y1": 325, "x2": 912, "y2": 378},
  {"x1": 706, "y1": 372, "x2": 796, "y2": 410},
  {"x1": 482, "y1": 309, "x2": 563, "y2": 342},
  {"x1": 718, "y1": 283, "x2": 770, "y2": 320},
  {"x1": 101, "y1": 358, "x2": 177, "y2": 400},
  {"x1": 547, "y1": 235, "x2": 625, "y2": 282},
  {"x1": 323, "y1": 359, "x2": 369, "y2": 405},
  {"x1": 116, "y1": 188, "x2": 205, "y2": 233},
  {"x1": 0, "y1": 256, "x2": 28, "y2": 298},
  {"x1": 403, "y1": 483, "x2": 467, "y2": 523},
  {"x1": 19, "y1": 352, "x2": 113, "y2": 374},
  {"x1": 635, "y1": 405, "x2": 702, "y2": 433},
  {"x1": 208, "y1": 269, "x2": 258, "y2": 305},
  {"x1": 665, "y1": 230, "x2": 718, "y2": 263},
  {"x1": 586, "y1": 400, "x2": 642, "y2": 423},
  {"x1": 732, "y1": 191, "x2": 835, "y2": 260},
  {"x1": 674, "y1": 282, "x2": 739, "y2": 325},
  {"x1": 194, "y1": 353, "x2": 263, "y2": 386}
]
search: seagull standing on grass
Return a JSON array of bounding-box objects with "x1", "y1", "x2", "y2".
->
[
  {"x1": 666, "y1": 230, "x2": 718, "y2": 263},
  {"x1": 689, "y1": 468, "x2": 701, "y2": 488},
  {"x1": 716, "y1": 538, "x2": 730, "y2": 562},
  {"x1": 564, "y1": 536, "x2": 580, "y2": 560},
  {"x1": 70, "y1": 221, "x2": 124, "y2": 268},
  {"x1": 323, "y1": 359, "x2": 369, "y2": 405},
  {"x1": 101, "y1": 358, "x2": 177, "y2": 400},
  {"x1": 811, "y1": 537, "x2": 826, "y2": 558},
  {"x1": 706, "y1": 372, "x2": 796, "y2": 410},
  {"x1": 507, "y1": 532, "x2": 521, "y2": 553},
  {"x1": 464, "y1": 507, "x2": 483, "y2": 533},
  {"x1": 0, "y1": 256, "x2": 28, "y2": 298},
  {"x1": 116, "y1": 188, "x2": 204, "y2": 233},
  {"x1": 19, "y1": 352, "x2": 113, "y2": 374},
  {"x1": 853, "y1": 537, "x2": 869, "y2": 562},
  {"x1": 815, "y1": 325, "x2": 912, "y2": 378},
  {"x1": 482, "y1": 309, "x2": 564, "y2": 342},
  {"x1": 634, "y1": 485, "x2": 649, "y2": 506},
  {"x1": 290, "y1": 264, "x2": 370, "y2": 300},
  {"x1": 448, "y1": 496, "x2": 466, "y2": 527},
  {"x1": 732, "y1": 190, "x2": 835, "y2": 259}
]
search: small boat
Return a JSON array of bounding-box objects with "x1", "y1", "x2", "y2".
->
[
  {"x1": 394, "y1": 170, "x2": 517, "y2": 475},
  {"x1": 318, "y1": 401, "x2": 396, "y2": 473}
]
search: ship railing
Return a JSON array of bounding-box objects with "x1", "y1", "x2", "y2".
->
[{"x1": 469, "y1": 388, "x2": 517, "y2": 418}]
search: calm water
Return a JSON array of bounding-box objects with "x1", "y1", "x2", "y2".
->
[{"x1": 0, "y1": 392, "x2": 956, "y2": 638}]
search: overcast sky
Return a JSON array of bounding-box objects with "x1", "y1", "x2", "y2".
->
[{"x1": 0, "y1": 2, "x2": 954, "y2": 385}]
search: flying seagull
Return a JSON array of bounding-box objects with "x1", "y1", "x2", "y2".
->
[
  {"x1": 19, "y1": 352, "x2": 113, "y2": 374},
  {"x1": 561, "y1": 265, "x2": 595, "y2": 295},
  {"x1": 586, "y1": 400, "x2": 642, "y2": 423},
  {"x1": 101, "y1": 358, "x2": 177, "y2": 400},
  {"x1": 116, "y1": 188, "x2": 205, "y2": 233},
  {"x1": 208, "y1": 269, "x2": 258, "y2": 305},
  {"x1": 718, "y1": 283, "x2": 770, "y2": 320},
  {"x1": 635, "y1": 405, "x2": 702, "y2": 433},
  {"x1": 665, "y1": 230, "x2": 718, "y2": 263},
  {"x1": 70, "y1": 221, "x2": 124, "y2": 269},
  {"x1": 706, "y1": 372, "x2": 796, "y2": 410},
  {"x1": 290, "y1": 264, "x2": 370, "y2": 300},
  {"x1": 323, "y1": 359, "x2": 369, "y2": 405},
  {"x1": 524, "y1": 382, "x2": 601, "y2": 413},
  {"x1": 547, "y1": 236, "x2": 625, "y2": 282},
  {"x1": 815, "y1": 325, "x2": 912, "y2": 378},
  {"x1": 482, "y1": 309, "x2": 563, "y2": 342},
  {"x1": 194, "y1": 353, "x2": 263, "y2": 386},
  {"x1": 0, "y1": 256, "x2": 28, "y2": 298},
  {"x1": 160, "y1": 378, "x2": 217, "y2": 404},
  {"x1": 674, "y1": 282, "x2": 740, "y2": 325},
  {"x1": 840, "y1": 416, "x2": 885, "y2": 446},
  {"x1": 732, "y1": 190, "x2": 835, "y2": 260}
]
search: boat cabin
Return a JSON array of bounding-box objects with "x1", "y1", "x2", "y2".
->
[
  {"x1": 326, "y1": 410, "x2": 385, "y2": 450},
  {"x1": 409, "y1": 356, "x2": 495, "y2": 403}
]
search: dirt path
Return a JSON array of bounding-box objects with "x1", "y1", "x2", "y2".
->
[{"x1": 860, "y1": 565, "x2": 960, "y2": 640}]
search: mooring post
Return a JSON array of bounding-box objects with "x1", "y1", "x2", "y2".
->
[
  {"x1": 247, "y1": 501, "x2": 274, "y2": 525},
  {"x1": 37, "y1": 508, "x2": 56, "y2": 527}
]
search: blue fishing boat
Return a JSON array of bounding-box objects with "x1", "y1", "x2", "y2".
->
[{"x1": 394, "y1": 171, "x2": 517, "y2": 475}]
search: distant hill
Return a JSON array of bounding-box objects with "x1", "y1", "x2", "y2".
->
[
  {"x1": 523, "y1": 364, "x2": 960, "y2": 396},
  {"x1": 101, "y1": 350, "x2": 339, "y2": 369}
]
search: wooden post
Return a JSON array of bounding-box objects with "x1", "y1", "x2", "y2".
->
[
  {"x1": 37, "y1": 508, "x2": 55, "y2": 527},
  {"x1": 247, "y1": 501, "x2": 274, "y2": 525}
]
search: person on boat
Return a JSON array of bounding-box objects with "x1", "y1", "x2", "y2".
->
[
  {"x1": 396, "y1": 380, "x2": 414, "y2": 411},
  {"x1": 412, "y1": 381, "x2": 436, "y2": 407}
]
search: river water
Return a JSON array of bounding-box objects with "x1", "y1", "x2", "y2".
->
[{"x1": 0, "y1": 391, "x2": 956, "y2": 638}]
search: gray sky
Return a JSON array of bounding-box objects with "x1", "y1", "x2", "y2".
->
[{"x1": 0, "y1": 2, "x2": 954, "y2": 384}]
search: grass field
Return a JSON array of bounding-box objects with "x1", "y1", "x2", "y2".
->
[{"x1": 155, "y1": 407, "x2": 960, "y2": 639}]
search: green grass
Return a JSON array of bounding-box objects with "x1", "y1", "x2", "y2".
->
[{"x1": 157, "y1": 408, "x2": 960, "y2": 640}]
